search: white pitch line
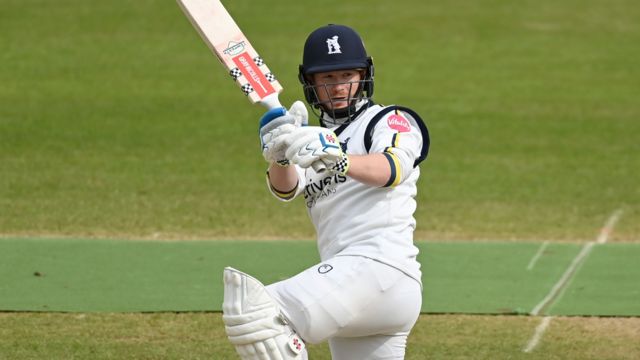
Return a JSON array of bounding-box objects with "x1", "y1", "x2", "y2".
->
[
  {"x1": 527, "y1": 241, "x2": 549, "y2": 270},
  {"x1": 597, "y1": 209, "x2": 624, "y2": 244},
  {"x1": 530, "y1": 208, "x2": 624, "y2": 316},
  {"x1": 523, "y1": 209, "x2": 625, "y2": 353},
  {"x1": 523, "y1": 316, "x2": 552, "y2": 353},
  {"x1": 530, "y1": 241, "x2": 594, "y2": 316}
]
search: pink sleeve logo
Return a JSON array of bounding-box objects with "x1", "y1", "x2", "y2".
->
[{"x1": 387, "y1": 114, "x2": 411, "y2": 132}]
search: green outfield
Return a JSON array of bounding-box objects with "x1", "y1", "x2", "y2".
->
[
  {"x1": 1, "y1": 238, "x2": 640, "y2": 316},
  {"x1": 1, "y1": 0, "x2": 639, "y2": 358}
]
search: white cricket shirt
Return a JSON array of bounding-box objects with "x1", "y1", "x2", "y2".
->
[{"x1": 269, "y1": 104, "x2": 428, "y2": 285}]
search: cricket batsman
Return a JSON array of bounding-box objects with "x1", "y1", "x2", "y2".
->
[{"x1": 222, "y1": 24, "x2": 430, "y2": 359}]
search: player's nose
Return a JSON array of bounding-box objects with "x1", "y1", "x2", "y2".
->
[{"x1": 331, "y1": 82, "x2": 350, "y2": 94}]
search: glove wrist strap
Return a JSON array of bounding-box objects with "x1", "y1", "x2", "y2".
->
[{"x1": 331, "y1": 155, "x2": 350, "y2": 176}]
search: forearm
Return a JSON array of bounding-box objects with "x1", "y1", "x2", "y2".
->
[
  {"x1": 267, "y1": 163, "x2": 299, "y2": 193},
  {"x1": 345, "y1": 153, "x2": 393, "y2": 187}
]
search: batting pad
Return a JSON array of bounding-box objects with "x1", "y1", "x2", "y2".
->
[{"x1": 222, "y1": 267, "x2": 306, "y2": 360}]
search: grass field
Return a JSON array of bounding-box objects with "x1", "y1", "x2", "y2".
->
[
  {"x1": 1, "y1": 0, "x2": 639, "y2": 358},
  {"x1": 2, "y1": 313, "x2": 639, "y2": 360},
  {"x1": 3, "y1": 239, "x2": 640, "y2": 315}
]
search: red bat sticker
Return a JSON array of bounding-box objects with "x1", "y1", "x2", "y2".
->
[{"x1": 232, "y1": 52, "x2": 275, "y2": 98}]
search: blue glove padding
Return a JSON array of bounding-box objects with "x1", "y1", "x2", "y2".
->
[
  {"x1": 259, "y1": 101, "x2": 308, "y2": 165},
  {"x1": 259, "y1": 107, "x2": 287, "y2": 133}
]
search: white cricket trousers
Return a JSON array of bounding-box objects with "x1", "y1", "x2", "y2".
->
[{"x1": 266, "y1": 255, "x2": 422, "y2": 359}]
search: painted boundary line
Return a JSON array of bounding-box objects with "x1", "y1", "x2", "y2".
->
[{"x1": 522, "y1": 209, "x2": 624, "y2": 353}]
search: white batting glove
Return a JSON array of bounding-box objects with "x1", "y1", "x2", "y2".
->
[
  {"x1": 284, "y1": 126, "x2": 350, "y2": 175},
  {"x1": 259, "y1": 101, "x2": 308, "y2": 166},
  {"x1": 318, "y1": 152, "x2": 350, "y2": 176}
]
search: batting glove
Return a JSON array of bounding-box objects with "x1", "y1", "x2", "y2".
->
[
  {"x1": 320, "y1": 151, "x2": 350, "y2": 176},
  {"x1": 259, "y1": 101, "x2": 308, "y2": 166},
  {"x1": 284, "y1": 126, "x2": 349, "y2": 175}
]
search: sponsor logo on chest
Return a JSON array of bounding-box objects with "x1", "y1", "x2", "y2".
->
[{"x1": 304, "y1": 173, "x2": 347, "y2": 208}]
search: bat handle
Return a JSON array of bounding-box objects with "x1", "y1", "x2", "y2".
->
[
  {"x1": 260, "y1": 93, "x2": 283, "y2": 110},
  {"x1": 312, "y1": 161, "x2": 327, "y2": 173}
]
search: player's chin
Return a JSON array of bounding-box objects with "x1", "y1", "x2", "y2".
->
[{"x1": 328, "y1": 100, "x2": 350, "y2": 110}]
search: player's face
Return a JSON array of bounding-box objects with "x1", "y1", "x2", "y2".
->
[{"x1": 312, "y1": 70, "x2": 363, "y2": 110}]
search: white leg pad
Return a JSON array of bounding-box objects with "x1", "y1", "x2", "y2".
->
[{"x1": 222, "y1": 267, "x2": 306, "y2": 360}]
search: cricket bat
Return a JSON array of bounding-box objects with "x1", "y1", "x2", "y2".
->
[
  {"x1": 177, "y1": 0, "x2": 327, "y2": 172},
  {"x1": 177, "y1": 0, "x2": 283, "y2": 110}
]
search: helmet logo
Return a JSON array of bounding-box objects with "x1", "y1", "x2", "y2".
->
[{"x1": 326, "y1": 35, "x2": 342, "y2": 54}]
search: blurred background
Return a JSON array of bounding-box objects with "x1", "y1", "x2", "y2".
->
[{"x1": 1, "y1": 0, "x2": 638, "y2": 242}]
